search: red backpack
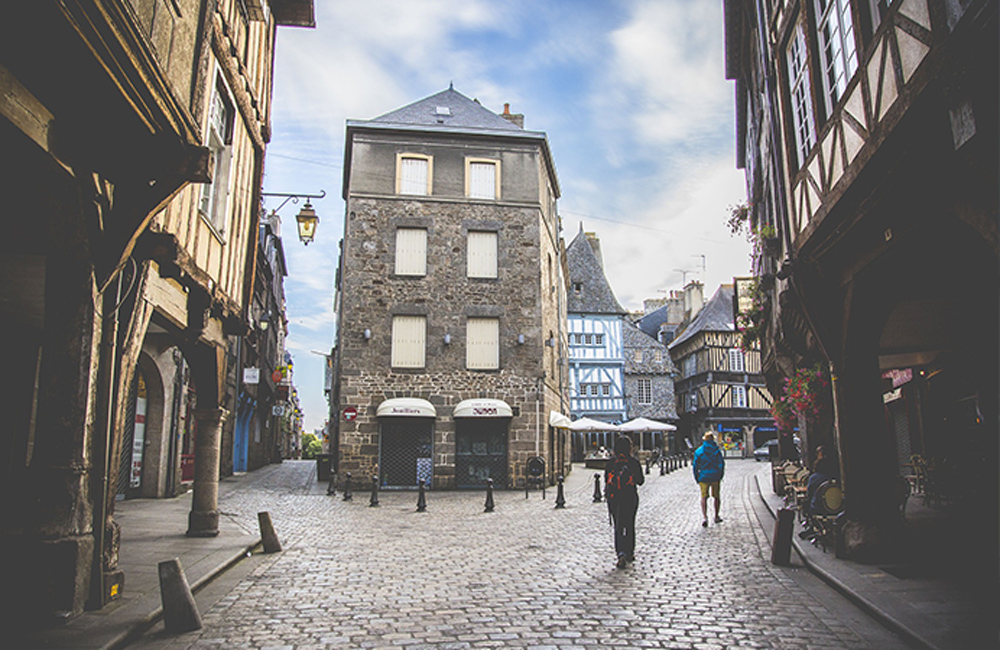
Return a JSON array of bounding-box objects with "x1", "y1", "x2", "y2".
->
[{"x1": 605, "y1": 455, "x2": 635, "y2": 502}]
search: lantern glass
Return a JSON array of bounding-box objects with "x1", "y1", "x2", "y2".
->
[{"x1": 296, "y1": 202, "x2": 319, "y2": 244}]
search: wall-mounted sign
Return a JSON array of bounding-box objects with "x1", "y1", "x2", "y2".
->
[
  {"x1": 883, "y1": 388, "x2": 903, "y2": 403},
  {"x1": 271, "y1": 370, "x2": 283, "y2": 383},
  {"x1": 272, "y1": 405, "x2": 286, "y2": 416},
  {"x1": 343, "y1": 407, "x2": 358, "y2": 421},
  {"x1": 243, "y1": 368, "x2": 259, "y2": 385}
]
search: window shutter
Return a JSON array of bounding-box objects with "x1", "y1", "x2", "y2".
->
[
  {"x1": 468, "y1": 161, "x2": 496, "y2": 199},
  {"x1": 467, "y1": 231, "x2": 498, "y2": 278},
  {"x1": 395, "y1": 228, "x2": 427, "y2": 276},
  {"x1": 466, "y1": 318, "x2": 499, "y2": 369},
  {"x1": 399, "y1": 157, "x2": 429, "y2": 195},
  {"x1": 392, "y1": 316, "x2": 426, "y2": 368}
]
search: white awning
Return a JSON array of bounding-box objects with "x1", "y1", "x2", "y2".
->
[
  {"x1": 549, "y1": 411, "x2": 572, "y2": 428},
  {"x1": 453, "y1": 398, "x2": 513, "y2": 418},
  {"x1": 376, "y1": 398, "x2": 436, "y2": 418}
]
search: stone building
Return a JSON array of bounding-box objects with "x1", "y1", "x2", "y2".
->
[
  {"x1": 332, "y1": 87, "x2": 570, "y2": 490},
  {"x1": 724, "y1": 0, "x2": 996, "y2": 562},
  {"x1": 0, "y1": 0, "x2": 312, "y2": 625},
  {"x1": 622, "y1": 319, "x2": 679, "y2": 451}
]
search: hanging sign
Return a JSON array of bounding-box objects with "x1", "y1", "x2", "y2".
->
[{"x1": 243, "y1": 368, "x2": 259, "y2": 385}]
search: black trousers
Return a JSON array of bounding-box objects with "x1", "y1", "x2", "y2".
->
[{"x1": 610, "y1": 497, "x2": 639, "y2": 559}]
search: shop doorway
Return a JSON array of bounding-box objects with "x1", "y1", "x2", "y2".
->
[
  {"x1": 455, "y1": 419, "x2": 508, "y2": 488},
  {"x1": 379, "y1": 418, "x2": 433, "y2": 488}
]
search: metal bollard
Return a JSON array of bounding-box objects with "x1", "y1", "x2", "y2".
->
[
  {"x1": 555, "y1": 475, "x2": 566, "y2": 509},
  {"x1": 369, "y1": 474, "x2": 379, "y2": 507},
  {"x1": 772, "y1": 507, "x2": 795, "y2": 566},
  {"x1": 484, "y1": 478, "x2": 495, "y2": 512},
  {"x1": 659, "y1": 457, "x2": 665, "y2": 476},
  {"x1": 343, "y1": 472, "x2": 353, "y2": 501},
  {"x1": 327, "y1": 468, "x2": 336, "y2": 496},
  {"x1": 416, "y1": 479, "x2": 427, "y2": 512},
  {"x1": 593, "y1": 473, "x2": 603, "y2": 502}
]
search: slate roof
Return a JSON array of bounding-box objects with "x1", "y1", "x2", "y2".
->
[
  {"x1": 566, "y1": 230, "x2": 626, "y2": 315},
  {"x1": 368, "y1": 87, "x2": 523, "y2": 133},
  {"x1": 668, "y1": 284, "x2": 735, "y2": 349},
  {"x1": 623, "y1": 319, "x2": 677, "y2": 374}
]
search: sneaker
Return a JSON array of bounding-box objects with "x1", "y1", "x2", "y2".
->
[
  {"x1": 714, "y1": 516, "x2": 723, "y2": 523},
  {"x1": 616, "y1": 554, "x2": 628, "y2": 569},
  {"x1": 702, "y1": 520, "x2": 708, "y2": 527}
]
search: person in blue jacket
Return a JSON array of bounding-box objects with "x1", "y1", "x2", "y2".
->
[{"x1": 693, "y1": 431, "x2": 725, "y2": 527}]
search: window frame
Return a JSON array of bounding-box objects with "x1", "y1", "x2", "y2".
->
[
  {"x1": 466, "y1": 230, "x2": 498, "y2": 279},
  {"x1": 637, "y1": 378, "x2": 652, "y2": 405},
  {"x1": 786, "y1": 20, "x2": 818, "y2": 169},
  {"x1": 394, "y1": 227, "x2": 428, "y2": 276},
  {"x1": 396, "y1": 153, "x2": 433, "y2": 196},
  {"x1": 391, "y1": 315, "x2": 427, "y2": 369},
  {"x1": 466, "y1": 317, "x2": 500, "y2": 370},
  {"x1": 465, "y1": 157, "x2": 501, "y2": 200},
  {"x1": 813, "y1": 0, "x2": 859, "y2": 119},
  {"x1": 200, "y1": 74, "x2": 235, "y2": 237},
  {"x1": 732, "y1": 384, "x2": 748, "y2": 409},
  {"x1": 729, "y1": 348, "x2": 745, "y2": 373}
]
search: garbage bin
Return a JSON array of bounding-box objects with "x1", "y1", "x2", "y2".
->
[{"x1": 315, "y1": 454, "x2": 332, "y2": 482}]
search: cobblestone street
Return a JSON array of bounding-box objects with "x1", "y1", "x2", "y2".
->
[{"x1": 130, "y1": 460, "x2": 911, "y2": 649}]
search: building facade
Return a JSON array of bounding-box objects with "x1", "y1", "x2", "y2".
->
[
  {"x1": 724, "y1": 0, "x2": 997, "y2": 561},
  {"x1": 332, "y1": 88, "x2": 570, "y2": 490},
  {"x1": 0, "y1": 0, "x2": 312, "y2": 625},
  {"x1": 669, "y1": 284, "x2": 773, "y2": 455},
  {"x1": 622, "y1": 319, "x2": 680, "y2": 451}
]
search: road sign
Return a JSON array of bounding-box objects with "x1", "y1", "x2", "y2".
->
[
  {"x1": 343, "y1": 407, "x2": 358, "y2": 421},
  {"x1": 271, "y1": 370, "x2": 283, "y2": 383},
  {"x1": 272, "y1": 405, "x2": 285, "y2": 416}
]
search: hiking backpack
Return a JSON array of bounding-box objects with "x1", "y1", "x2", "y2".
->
[{"x1": 605, "y1": 456, "x2": 635, "y2": 502}]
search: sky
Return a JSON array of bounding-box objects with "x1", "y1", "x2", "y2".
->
[{"x1": 261, "y1": 0, "x2": 752, "y2": 432}]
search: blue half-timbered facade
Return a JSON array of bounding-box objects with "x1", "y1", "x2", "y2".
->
[{"x1": 566, "y1": 230, "x2": 627, "y2": 438}]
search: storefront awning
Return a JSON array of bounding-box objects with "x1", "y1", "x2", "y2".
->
[
  {"x1": 453, "y1": 398, "x2": 512, "y2": 418},
  {"x1": 376, "y1": 398, "x2": 436, "y2": 418},
  {"x1": 549, "y1": 411, "x2": 572, "y2": 428}
]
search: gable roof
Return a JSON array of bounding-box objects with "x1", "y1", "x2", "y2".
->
[
  {"x1": 623, "y1": 319, "x2": 677, "y2": 374},
  {"x1": 668, "y1": 284, "x2": 735, "y2": 349},
  {"x1": 566, "y1": 230, "x2": 626, "y2": 315},
  {"x1": 370, "y1": 87, "x2": 523, "y2": 132}
]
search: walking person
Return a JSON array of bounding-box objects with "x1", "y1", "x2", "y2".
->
[
  {"x1": 693, "y1": 431, "x2": 725, "y2": 527},
  {"x1": 604, "y1": 435, "x2": 644, "y2": 568}
]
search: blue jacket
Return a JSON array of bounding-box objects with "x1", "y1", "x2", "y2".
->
[{"x1": 693, "y1": 441, "x2": 725, "y2": 483}]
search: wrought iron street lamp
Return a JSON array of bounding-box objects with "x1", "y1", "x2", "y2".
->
[{"x1": 260, "y1": 190, "x2": 326, "y2": 245}]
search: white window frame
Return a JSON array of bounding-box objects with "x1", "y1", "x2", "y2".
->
[
  {"x1": 729, "y1": 348, "x2": 745, "y2": 373},
  {"x1": 396, "y1": 153, "x2": 432, "y2": 196},
  {"x1": 814, "y1": 0, "x2": 859, "y2": 118},
  {"x1": 466, "y1": 230, "x2": 498, "y2": 278},
  {"x1": 601, "y1": 384, "x2": 610, "y2": 397},
  {"x1": 391, "y1": 315, "x2": 426, "y2": 368},
  {"x1": 465, "y1": 158, "x2": 500, "y2": 200},
  {"x1": 637, "y1": 378, "x2": 652, "y2": 405},
  {"x1": 466, "y1": 317, "x2": 499, "y2": 370},
  {"x1": 395, "y1": 228, "x2": 427, "y2": 276},
  {"x1": 732, "y1": 384, "x2": 748, "y2": 408},
  {"x1": 787, "y1": 22, "x2": 817, "y2": 169},
  {"x1": 200, "y1": 75, "x2": 235, "y2": 236}
]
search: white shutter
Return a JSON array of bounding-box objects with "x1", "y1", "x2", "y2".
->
[
  {"x1": 466, "y1": 318, "x2": 499, "y2": 369},
  {"x1": 392, "y1": 316, "x2": 426, "y2": 368},
  {"x1": 399, "y1": 157, "x2": 429, "y2": 195},
  {"x1": 468, "y1": 161, "x2": 496, "y2": 199},
  {"x1": 467, "y1": 231, "x2": 498, "y2": 278},
  {"x1": 729, "y1": 348, "x2": 745, "y2": 372},
  {"x1": 395, "y1": 228, "x2": 427, "y2": 276}
]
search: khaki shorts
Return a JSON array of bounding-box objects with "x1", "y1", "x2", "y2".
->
[{"x1": 699, "y1": 481, "x2": 720, "y2": 498}]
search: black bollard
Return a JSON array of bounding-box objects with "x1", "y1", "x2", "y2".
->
[
  {"x1": 593, "y1": 473, "x2": 603, "y2": 502},
  {"x1": 555, "y1": 475, "x2": 566, "y2": 509},
  {"x1": 416, "y1": 479, "x2": 427, "y2": 512},
  {"x1": 343, "y1": 472, "x2": 353, "y2": 501},
  {"x1": 369, "y1": 474, "x2": 379, "y2": 507},
  {"x1": 484, "y1": 478, "x2": 495, "y2": 512},
  {"x1": 659, "y1": 457, "x2": 665, "y2": 476},
  {"x1": 327, "y1": 469, "x2": 336, "y2": 496}
]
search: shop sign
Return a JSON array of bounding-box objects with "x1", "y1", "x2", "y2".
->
[
  {"x1": 243, "y1": 368, "x2": 259, "y2": 385},
  {"x1": 883, "y1": 388, "x2": 903, "y2": 403},
  {"x1": 881, "y1": 368, "x2": 913, "y2": 388}
]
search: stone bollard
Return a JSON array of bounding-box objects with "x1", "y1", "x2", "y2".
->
[
  {"x1": 258, "y1": 512, "x2": 282, "y2": 553},
  {"x1": 416, "y1": 479, "x2": 427, "y2": 512},
  {"x1": 593, "y1": 473, "x2": 603, "y2": 502},
  {"x1": 484, "y1": 478, "x2": 495, "y2": 512},
  {"x1": 555, "y1": 475, "x2": 566, "y2": 509},
  {"x1": 343, "y1": 472, "x2": 353, "y2": 501},
  {"x1": 158, "y1": 558, "x2": 202, "y2": 634},
  {"x1": 369, "y1": 474, "x2": 380, "y2": 507}
]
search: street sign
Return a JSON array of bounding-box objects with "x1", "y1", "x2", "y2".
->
[
  {"x1": 271, "y1": 370, "x2": 283, "y2": 383},
  {"x1": 272, "y1": 405, "x2": 285, "y2": 416},
  {"x1": 343, "y1": 407, "x2": 358, "y2": 421},
  {"x1": 243, "y1": 368, "x2": 259, "y2": 385}
]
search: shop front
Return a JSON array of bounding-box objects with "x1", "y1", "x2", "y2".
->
[
  {"x1": 454, "y1": 399, "x2": 512, "y2": 489},
  {"x1": 377, "y1": 398, "x2": 435, "y2": 488}
]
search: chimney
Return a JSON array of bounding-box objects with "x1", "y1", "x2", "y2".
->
[
  {"x1": 501, "y1": 102, "x2": 524, "y2": 128},
  {"x1": 584, "y1": 232, "x2": 604, "y2": 270},
  {"x1": 683, "y1": 281, "x2": 704, "y2": 318}
]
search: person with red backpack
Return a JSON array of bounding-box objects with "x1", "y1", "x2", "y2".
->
[{"x1": 605, "y1": 435, "x2": 645, "y2": 568}]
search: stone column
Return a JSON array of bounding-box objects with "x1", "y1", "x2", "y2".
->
[{"x1": 187, "y1": 408, "x2": 228, "y2": 537}]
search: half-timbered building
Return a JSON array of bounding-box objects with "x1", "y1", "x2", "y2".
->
[
  {"x1": 724, "y1": 0, "x2": 996, "y2": 562},
  {"x1": 669, "y1": 284, "x2": 772, "y2": 454}
]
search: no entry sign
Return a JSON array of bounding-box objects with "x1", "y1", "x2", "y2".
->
[{"x1": 342, "y1": 407, "x2": 358, "y2": 421}]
